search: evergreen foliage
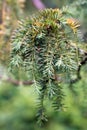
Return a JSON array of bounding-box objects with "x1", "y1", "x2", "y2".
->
[{"x1": 10, "y1": 8, "x2": 84, "y2": 125}]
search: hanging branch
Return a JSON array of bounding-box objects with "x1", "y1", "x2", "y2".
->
[{"x1": 10, "y1": 8, "x2": 86, "y2": 125}]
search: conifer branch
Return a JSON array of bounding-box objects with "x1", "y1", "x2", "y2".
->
[{"x1": 10, "y1": 8, "x2": 86, "y2": 125}]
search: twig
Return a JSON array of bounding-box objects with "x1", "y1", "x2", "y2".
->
[
  {"x1": 32, "y1": 0, "x2": 45, "y2": 10},
  {"x1": 70, "y1": 51, "x2": 87, "y2": 84},
  {"x1": 0, "y1": 75, "x2": 34, "y2": 86}
]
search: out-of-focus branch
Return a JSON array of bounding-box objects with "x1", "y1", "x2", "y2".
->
[
  {"x1": 77, "y1": 52, "x2": 87, "y2": 78},
  {"x1": 0, "y1": 75, "x2": 34, "y2": 86},
  {"x1": 32, "y1": 0, "x2": 45, "y2": 10},
  {"x1": 70, "y1": 51, "x2": 87, "y2": 84}
]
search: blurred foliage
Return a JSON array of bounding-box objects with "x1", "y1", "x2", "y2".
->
[
  {"x1": 0, "y1": 0, "x2": 87, "y2": 130},
  {"x1": 0, "y1": 66, "x2": 87, "y2": 130},
  {"x1": 0, "y1": 0, "x2": 24, "y2": 64}
]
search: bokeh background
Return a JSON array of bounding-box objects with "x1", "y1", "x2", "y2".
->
[{"x1": 0, "y1": 0, "x2": 87, "y2": 130}]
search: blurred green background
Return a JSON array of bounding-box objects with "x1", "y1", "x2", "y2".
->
[{"x1": 0, "y1": 0, "x2": 87, "y2": 130}]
